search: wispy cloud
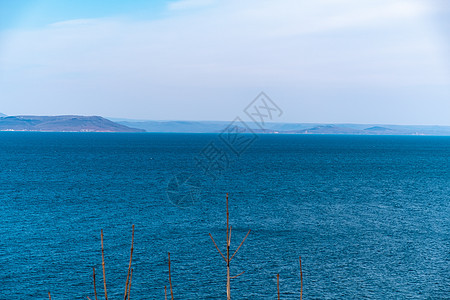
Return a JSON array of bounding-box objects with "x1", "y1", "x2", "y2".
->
[
  {"x1": 168, "y1": 0, "x2": 216, "y2": 11},
  {"x1": 49, "y1": 19, "x2": 100, "y2": 28},
  {"x1": 2, "y1": 0, "x2": 442, "y2": 82},
  {"x1": 0, "y1": 0, "x2": 449, "y2": 123}
]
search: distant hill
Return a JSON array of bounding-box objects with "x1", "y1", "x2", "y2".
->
[
  {"x1": 362, "y1": 126, "x2": 398, "y2": 134},
  {"x1": 0, "y1": 115, "x2": 145, "y2": 132},
  {"x1": 289, "y1": 125, "x2": 364, "y2": 135},
  {"x1": 4, "y1": 115, "x2": 448, "y2": 134},
  {"x1": 117, "y1": 120, "x2": 450, "y2": 135},
  {"x1": 364, "y1": 126, "x2": 392, "y2": 131}
]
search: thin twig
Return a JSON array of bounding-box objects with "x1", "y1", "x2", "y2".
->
[
  {"x1": 127, "y1": 268, "x2": 133, "y2": 300},
  {"x1": 226, "y1": 193, "x2": 229, "y2": 250},
  {"x1": 209, "y1": 233, "x2": 226, "y2": 262},
  {"x1": 228, "y1": 226, "x2": 232, "y2": 249},
  {"x1": 226, "y1": 193, "x2": 230, "y2": 300},
  {"x1": 230, "y1": 270, "x2": 245, "y2": 279},
  {"x1": 93, "y1": 267, "x2": 98, "y2": 300},
  {"x1": 124, "y1": 225, "x2": 135, "y2": 300},
  {"x1": 277, "y1": 274, "x2": 280, "y2": 300},
  {"x1": 101, "y1": 229, "x2": 108, "y2": 300},
  {"x1": 230, "y1": 229, "x2": 251, "y2": 261},
  {"x1": 165, "y1": 286, "x2": 167, "y2": 300},
  {"x1": 48, "y1": 292, "x2": 52, "y2": 300},
  {"x1": 168, "y1": 252, "x2": 174, "y2": 300},
  {"x1": 299, "y1": 256, "x2": 303, "y2": 300}
]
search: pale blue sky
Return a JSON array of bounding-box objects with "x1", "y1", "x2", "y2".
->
[{"x1": 0, "y1": 0, "x2": 449, "y2": 125}]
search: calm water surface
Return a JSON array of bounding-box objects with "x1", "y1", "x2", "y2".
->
[{"x1": 0, "y1": 133, "x2": 449, "y2": 299}]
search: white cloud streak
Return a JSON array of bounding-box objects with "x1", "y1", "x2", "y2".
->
[
  {"x1": 0, "y1": 0, "x2": 449, "y2": 123},
  {"x1": 168, "y1": 0, "x2": 215, "y2": 11}
]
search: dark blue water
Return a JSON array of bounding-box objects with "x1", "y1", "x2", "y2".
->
[{"x1": 0, "y1": 133, "x2": 449, "y2": 299}]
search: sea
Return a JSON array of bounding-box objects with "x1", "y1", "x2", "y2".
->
[{"x1": 0, "y1": 132, "x2": 449, "y2": 299}]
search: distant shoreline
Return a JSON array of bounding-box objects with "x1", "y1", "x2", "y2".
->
[
  {"x1": 2, "y1": 131, "x2": 450, "y2": 137},
  {"x1": 2, "y1": 114, "x2": 450, "y2": 135}
]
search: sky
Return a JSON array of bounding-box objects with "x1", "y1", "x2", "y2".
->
[{"x1": 0, "y1": 0, "x2": 449, "y2": 125}]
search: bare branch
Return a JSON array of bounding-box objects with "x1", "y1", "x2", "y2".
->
[
  {"x1": 230, "y1": 229, "x2": 251, "y2": 261},
  {"x1": 168, "y1": 252, "x2": 174, "y2": 300},
  {"x1": 277, "y1": 274, "x2": 280, "y2": 300},
  {"x1": 127, "y1": 268, "x2": 133, "y2": 300},
  {"x1": 92, "y1": 267, "x2": 98, "y2": 300},
  {"x1": 101, "y1": 229, "x2": 108, "y2": 300},
  {"x1": 165, "y1": 286, "x2": 167, "y2": 300},
  {"x1": 299, "y1": 256, "x2": 303, "y2": 300},
  {"x1": 226, "y1": 193, "x2": 230, "y2": 300},
  {"x1": 210, "y1": 194, "x2": 251, "y2": 300},
  {"x1": 48, "y1": 292, "x2": 52, "y2": 300},
  {"x1": 226, "y1": 193, "x2": 229, "y2": 249},
  {"x1": 209, "y1": 233, "x2": 227, "y2": 262},
  {"x1": 230, "y1": 270, "x2": 245, "y2": 279},
  {"x1": 124, "y1": 225, "x2": 135, "y2": 300}
]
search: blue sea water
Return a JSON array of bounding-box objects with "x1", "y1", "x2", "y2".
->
[{"x1": 0, "y1": 132, "x2": 449, "y2": 299}]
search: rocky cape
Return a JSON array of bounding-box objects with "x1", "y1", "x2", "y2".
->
[{"x1": 0, "y1": 115, "x2": 145, "y2": 132}]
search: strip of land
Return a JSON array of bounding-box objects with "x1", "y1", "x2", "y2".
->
[
  {"x1": 115, "y1": 119, "x2": 450, "y2": 135},
  {"x1": 0, "y1": 115, "x2": 144, "y2": 132},
  {"x1": 1, "y1": 113, "x2": 449, "y2": 135}
]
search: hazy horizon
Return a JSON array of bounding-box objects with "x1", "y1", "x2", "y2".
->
[{"x1": 2, "y1": 113, "x2": 450, "y2": 127}]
